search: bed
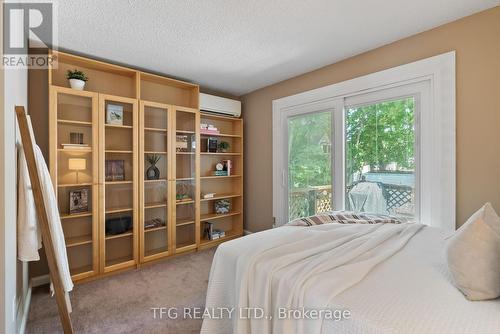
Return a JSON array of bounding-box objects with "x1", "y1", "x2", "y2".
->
[{"x1": 201, "y1": 221, "x2": 500, "y2": 334}]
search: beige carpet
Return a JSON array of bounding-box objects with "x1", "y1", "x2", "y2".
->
[{"x1": 26, "y1": 248, "x2": 216, "y2": 334}]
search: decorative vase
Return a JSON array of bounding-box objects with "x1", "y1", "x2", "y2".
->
[
  {"x1": 146, "y1": 164, "x2": 160, "y2": 180},
  {"x1": 69, "y1": 78, "x2": 85, "y2": 90}
]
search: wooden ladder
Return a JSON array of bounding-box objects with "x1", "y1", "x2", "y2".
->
[{"x1": 15, "y1": 106, "x2": 74, "y2": 334}]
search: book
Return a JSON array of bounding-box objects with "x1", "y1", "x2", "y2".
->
[
  {"x1": 223, "y1": 160, "x2": 232, "y2": 176},
  {"x1": 213, "y1": 171, "x2": 228, "y2": 176}
]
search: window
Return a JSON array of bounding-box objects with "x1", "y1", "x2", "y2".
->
[{"x1": 273, "y1": 52, "x2": 455, "y2": 232}]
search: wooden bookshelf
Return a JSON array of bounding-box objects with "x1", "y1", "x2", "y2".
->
[
  {"x1": 199, "y1": 113, "x2": 244, "y2": 246},
  {"x1": 47, "y1": 50, "x2": 241, "y2": 282}
]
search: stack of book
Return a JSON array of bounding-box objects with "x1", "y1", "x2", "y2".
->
[
  {"x1": 61, "y1": 143, "x2": 90, "y2": 150},
  {"x1": 200, "y1": 123, "x2": 220, "y2": 135},
  {"x1": 204, "y1": 222, "x2": 226, "y2": 240}
]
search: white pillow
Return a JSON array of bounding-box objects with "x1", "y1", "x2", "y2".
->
[{"x1": 446, "y1": 202, "x2": 500, "y2": 301}]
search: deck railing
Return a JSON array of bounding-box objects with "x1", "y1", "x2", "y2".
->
[{"x1": 289, "y1": 183, "x2": 413, "y2": 220}]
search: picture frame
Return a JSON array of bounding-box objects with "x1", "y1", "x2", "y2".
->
[
  {"x1": 106, "y1": 104, "x2": 124, "y2": 125},
  {"x1": 105, "y1": 160, "x2": 125, "y2": 181},
  {"x1": 69, "y1": 188, "x2": 89, "y2": 214}
]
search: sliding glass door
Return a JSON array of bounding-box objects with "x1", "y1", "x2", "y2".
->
[
  {"x1": 278, "y1": 85, "x2": 420, "y2": 224},
  {"x1": 344, "y1": 97, "x2": 416, "y2": 220}
]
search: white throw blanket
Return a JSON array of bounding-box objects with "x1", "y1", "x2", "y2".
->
[
  {"x1": 202, "y1": 223, "x2": 423, "y2": 334},
  {"x1": 17, "y1": 145, "x2": 74, "y2": 293}
]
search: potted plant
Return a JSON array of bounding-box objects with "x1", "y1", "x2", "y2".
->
[
  {"x1": 218, "y1": 141, "x2": 230, "y2": 153},
  {"x1": 66, "y1": 69, "x2": 88, "y2": 90},
  {"x1": 146, "y1": 154, "x2": 161, "y2": 180}
]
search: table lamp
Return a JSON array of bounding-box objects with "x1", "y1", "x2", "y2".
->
[{"x1": 69, "y1": 158, "x2": 86, "y2": 183}]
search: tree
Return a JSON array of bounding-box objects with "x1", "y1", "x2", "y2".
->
[{"x1": 345, "y1": 98, "x2": 414, "y2": 183}]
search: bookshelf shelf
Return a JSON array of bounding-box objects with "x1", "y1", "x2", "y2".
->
[
  {"x1": 58, "y1": 182, "x2": 93, "y2": 188},
  {"x1": 144, "y1": 127, "x2": 167, "y2": 133},
  {"x1": 201, "y1": 175, "x2": 241, "y2": 179},
  {"x1": 66, "y1": 235, "x2": 93, "y2": 248},
  {"x1": 200, "y1": 152, "x2": 241, "y2": 156},
  {"x1": 58, "y1": 119, "x2": 92, "y2": 127},
  {"x1": 105, "y1": 231, "x2": 133, "y2": 240},
  {"x1": 200, "y1": 194, "x2": 242, "y2": 202},
  {"x1": 60, "y1": 212, "x2": 93, "y2": 220}
]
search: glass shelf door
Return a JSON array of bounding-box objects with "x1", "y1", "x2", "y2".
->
[
  {"x1": 173, "y1": 106, "x2": 199, "y2": 252},
  {"x1": 99, "y1": 94, "x2": 138, "y2": 272},
  {"x1": 50, "y1": 86, "x2": 99, "y2": 280},
  {"x1": 140, "y1": 101, "x2": 171, "y2": 262}
]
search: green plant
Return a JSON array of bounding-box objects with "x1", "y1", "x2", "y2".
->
[
  {"x1": 146, "y1": 154, "x2": 161, "y2": 165},
  {"x1": 66, "y1": 69, "x2": 88, "y2": 82},
  {"x1": 218, "y1": 141, "x2": 230, "y2": 151}
]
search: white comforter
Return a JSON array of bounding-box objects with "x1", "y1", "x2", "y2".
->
[{"x1": 201, "y1": 223, "x2": 500, "y2": 334}]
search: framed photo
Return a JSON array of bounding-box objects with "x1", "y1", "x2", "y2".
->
[
  {"x1": 105, "y1": 160, "x2": 125, "y2": 181},
  {"x1": 106, "y1": 104, "x2": 124, "y2": 125},
  {"x1": 69, "y1": 189, "x2": 89, "y2": 214}
]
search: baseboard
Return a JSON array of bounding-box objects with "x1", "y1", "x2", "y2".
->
[
  {"x1": 17, "y1": 284, "x2": 32, "y2": 334},
  {"x1": 243, "y1": 229, "x2": 253, "y2": 235},
  {"x1": 31, "y1": 274, "x2": 50, "y2": 287}
]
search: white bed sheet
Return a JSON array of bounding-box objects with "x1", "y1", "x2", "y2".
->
[{"x1": 202, "y1": 224, "x2": 500, "y2": 334}]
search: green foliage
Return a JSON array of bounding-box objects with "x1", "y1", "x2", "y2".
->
[
  {"x1": 288, "y1": 111, "x2": 331, "y2": 189},
  {"x1": 345, "y1": 98, "x2": 414, "y2": 183},
  {"x1": 218, "y1": 141, "x2": 230, "y2": 150},
  {"x1": 66, "y1": 69, "x2": 88, "y2": 82},
  {"x1": 288, "y1": 98, "x2": 415, "y2": 190}
]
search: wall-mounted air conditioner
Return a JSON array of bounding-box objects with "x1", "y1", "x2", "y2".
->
[{"x1": 200, "y1": 93, "x2": 241, "y2": 118}]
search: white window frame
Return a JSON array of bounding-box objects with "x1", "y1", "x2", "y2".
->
[{"x1": 273, "y1": 51, "x2": 456, "y2": 232}]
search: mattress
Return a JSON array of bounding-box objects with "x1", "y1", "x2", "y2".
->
[{"x1": 202, "y1": 224, "x2": 500, "y2": 333}]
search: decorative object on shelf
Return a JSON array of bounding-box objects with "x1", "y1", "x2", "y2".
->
[
  {"x1": 106, "y1": 104, "x2": 124, "y2": 125},
  {"x1": 66, "y1": 69, "x2": 88, "y2": 90},
  {"x1": 202, "y1": 192, "x2": 216, "y2": 199},
  {"x1": 69, "y1": 188, "x2": 89, "y2": 214},
  {"x1": 207, "y1": 137, "x2": 218, "y2": 153},
  {"x1": 68, "y1": 158, "x2": 86, "y2": 183},
  {"x1": 105, "y1": 159, "x2": 125, "y2": 181},
  {"x1": 105, "y1": 216, "x2": 132, "y2": 235},
  {"x1": 218, "y1": 141, "x2": 230, "y2": 153},
  {"x1": 204, "y1": 222, "x2": 226, "y2": 240},
  {"x1": 176, "y1": 182, "x2": 193, "y2": 202},
  {"x1": 176, "y1": 135, "x2": 189, "y2": 152},
  {"x1": 212, "y1": 160, "x2": 232, "y2": 176},
  {"x1": 144, "y1": 217, "x2": 166, "y2": 230},
  {"x1": 70, "y1": 132, "x2": 84, "y2": 145},
  {"x1": 214, "y1": 199, "x2": 231, "y2": 214},
  {"x1": 145, "y1": 154, "x2": 161, "y2": 180},
  {"x1": 200, "y1": 123, "x2": 220, "y2": 135}
]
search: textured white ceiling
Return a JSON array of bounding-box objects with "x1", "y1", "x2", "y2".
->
[{"x1": 54, "y1": 0, "x2": 500, "y2": 96}]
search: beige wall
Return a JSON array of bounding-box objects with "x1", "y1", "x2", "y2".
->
[{"x1": 241, "y1": 6, "x2": 500, "y2": 232}]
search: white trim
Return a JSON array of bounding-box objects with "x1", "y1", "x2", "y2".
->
[
  {"x1": 273, "y1": 51, "x2": 455, "y2": 232},
  {"x1": 17, "y1": 284, "x2": 32, "y2": 334},
  {"x1": 31, "y1": 274, "x2": 50, "y2": 288}
]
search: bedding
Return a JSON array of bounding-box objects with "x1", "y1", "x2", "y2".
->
[
  {"x1": 201, "y1": 222, "x2": 500, "y2": 334},
  {"x1": 446, "y1": 202, "x2": 500, "y2": 301}
]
